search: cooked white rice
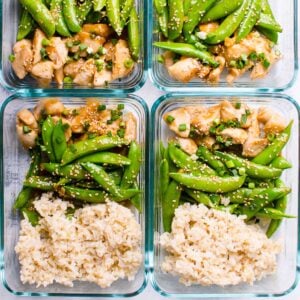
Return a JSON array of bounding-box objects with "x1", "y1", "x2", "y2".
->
[
  {"x1": 160, "y1": 203, "x2": 282, "y2": 286},
  {"x1": 15, "y1": 192, "x2": 142, "y2": 288}
]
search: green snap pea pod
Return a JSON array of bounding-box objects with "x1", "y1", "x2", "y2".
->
[
  {"x1": 42, "y1": 116, "x2": 56, "y2": 162},
  {"x1": 109, "y1": 169, "x2": 123, "y2": 185},
  {"x1": 196, "y1": 146, "x2": 226, "y2": 175},
  {"x1": 120, "y1": 141, "x2": 141, "y2": 189},
  {"x1": 20, "y1": 0, "x2": 55, "y2": 37},
  {"x1": 41, "y1": 162, "x2": 91, "y2": 180},
  {"x1": 164, "y1": 145, "x2": 177, "y2": 172},
  {"x1": 77, "y1": 151, "x2": 131, "y2": 165},
  {"x1": 154, "y1": 0, "x2": 167, "y2": 15},
  {"x1": 201, "y1": 0, "x2": 243, "y2": 23},
  {"x1": 183, "y1": 0, "x2": 217, "y2": 37},
  {"x1": 160, "y1": 158, "x2": 169, "y2": 196},
  {"x1": 128, "y1": 8, "x2": 140, "y2": 61},
  {"x1": 130, "y1": 181, "x2": 142, "y2": 212},
  {"x1": 160, "y1": 141, "x2": 166, "y2": 159},
  {"x1": 107, "y1": 0, "x2": 122, "y2": 35},
  {"x1": 238, "y1": 187, "x2": 291, "y2": 220},
  {"x1": 21, "y1": 208, "x2": 39, "y2": 226},
  {"x1": 256, "y1": 207, "x2": 295, "y2": 219},
  {"x1": 167, "y1": 0, "x2": 184, "y2": 40},
  {"x1": 266, "y1": 179, "x2": 289, "y2": 237},
  {"x1": 162, "y1": 181, "x2": 181, "y2": 232},
  {"x1": 256, "y1": 26, "x2": 278, "y2": 43},
  {"x1": 269, "y1": 156, "x2": 292, "y2": 169},
  {"x1": 14, "y1": 188, "x2": 33, "y2": 210},
  {"x1": 183, "y1": 0, "x2": 191, "y2": 15},
  {"x1": 17, "y1": 8, "x2": 35, "y2": 41},
  {"x1": 170, "y1": 172, "x2": 246, "y2": 193},
  {"x1": 215, "y1": 151, "x2": 282, "y2": 179},
  {"x1": 236, "y1": 0, "x2": 262, "y2": 42},
  {"x1": 184, "y1": 188, "x2": 214, "y2": 207},
  {"x1": 120, "y1": 0, "x2": 134, "y2": 27},
  {"x1": 52, "y1": 119, "x2": 67, "y2": 162},
  {"x1": 256, "y1": 13, "x2": 282, "y2": 32},
  {"x1": 42, "y1": 0, "x2": 52, "y2": 7},
  {"x1": 157, "y1": 8, "x2": 168, "y2": 38},
  {"x1": 61, "y1": 135, "x2": 128, "y2": 165},
  {"x1": 258, "y1": 0, "x2": 281, "y2": 32},
  {"x1": 23, "y1": 176, "x2": 57, "y2": 191},
  {"x1": 205, "y1": 0, "x2": 251, "y2": 44},
  {"x1": 61, "y1": 185, "x2": 139, "y2": 202},
  {"x1": 180, "y1": 194, "x2": 197, "y2": 205},
  {"x1": 82, "y1": 162, "x2": 123, "y2": 197},
  {"x1": 62, "y1": 0, "x2": 81, "y2": 32},
  {"x1": 75, "y1": 180, "x2": 101, "y2": 189},
  {"x1": 153, "y1": 42, "x2": 219, "y2": 67},
  {"x1": 50, "y1": 0, "x2": 71, "y2": 37},
  {"x1": 252, "y1": 121, "x2": 292, "y2": 165},
  {"x1": 168, "y1": 143, "x2": 216, "y2": 176},
  {"x1": 93, "y1": 0, "x2": 106, "y2": 11},
  {"x1": 222, "y1": 188, "x2": 265, "y2": 204},
  {"x1": 215, "y1": 204, "x2": 239, "y2": 214},
  {"x1": 77, "y1": 0, "x2": 93, "y2": 25},
  {"x1": 185, "y1": 35, "x2": 207, "y2": 50}
]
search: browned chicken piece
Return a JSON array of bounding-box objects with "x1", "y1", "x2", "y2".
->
[
  {"x1": 12, "y1": 39, "x2": 33, "y2": 79},
  {"x1": 198, "y1": 64, "x2": 211, "y2": 79},
  {"x1": 76, "y1": 32, "x2": 106, "y2": 56},
  {"x1": 257, "y1": 107, "x2": 287, "y2": 134},
  {"x1": 199, "y1": 22, "x2": 219, "y2": 33},
  {"x1": 46, "y1": 37, "x2": 68, "y2": 69},
  {"x1": 54, "y1": 67, "x2": 64, "y2": 85},
  {"x1": 195, "y1": 136, "x2": 216, "y2": 150},
  {"x1": 190, "y1": 104, "x2": 220, "y2": 135},
  {"x1": 227, "y1": 65, "x2": 253, "y2": 84},
  {"x1": 32, "y1": 29, "x2": 46, "y2": 65},
  {"x1": 220, "y1": 128, "x2": 248, "y2": 144},
  {"x1": 73, "y1": 59, "x2": 96, "y2": 86},
  {"x1": 112, "y1": 39, "x2": 134, "y2": 80},
  {"x1": 16, "y1": 109, "x2": 38, "y2": 149},
  {"x1": 33, "y1": 98, "x2": 65, "y2": 120},
  {"x1": 220, "y1": 100, "x2": 251, "y2": 128},
  {"x1": 167, "y1": 58, "x2": 200, "y2": 83},
  {"x1": 93, "y1": 67, "x2": 112, "y2": 86},
  {"x1": 63, "y1": 59, "x2": 85, "y2": 78},
  {"x1": 164, "y1": 108, "x2": 191, "y2": 138},
  {"x1": 163, "y1": 51, "x2": 175, "y2": 68},
  {"x1": 124, "y1": 112, "x2": 137, "y2": 142},
  {"x1": 82, "y1": 24, "x2": 113, "y2": 38},
  {"x1": 208, "y1": 56, "x2": 225, "y2": 83},
  {"x1": 52, "y1": 116, "x2": 72, "y2": 141},
  {"x1": 31, "y1": 61, "x2": 54, "y2": 81},
  {"x1": 175, "y1": 137, "x2": 198, "y2": 155},
  {"x1": 103, "y1": 41, "x2": 114, "y2": 61}
]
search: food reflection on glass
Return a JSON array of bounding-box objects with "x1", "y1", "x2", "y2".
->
[
  {"x1": 14, "y1": 98, "x2": 143, "y2": 288},
  {"x1": 154, "y1": 0, "x2": 282, "y2": 84},
  {"x1": 159, "y1": 100, "x2": 295, "y2": 286},
  {"x1": 10, "y1": 0, "x2": 140, "y2": 87}
]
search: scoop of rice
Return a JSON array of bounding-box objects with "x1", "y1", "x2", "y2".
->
[
  {"x1": 15, "y1": 192, "x2": 142, "y2": 288},
  {"x1": 160, "y1": 203, "x2": 282, "y2": 286}
]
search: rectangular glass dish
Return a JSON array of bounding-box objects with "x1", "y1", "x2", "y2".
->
[
  {"x1": 0, "y1": 0, "x2": 147, "y2": 93},
  {"x1": 149, "y1": 0, "x2": 298, "y2": 91},
  {"x1": 0, "y1": 94, "x2": 148, "y2": 297},
  {"x1": 149, "y1": 93, "x2": 300, "y2": 297}
]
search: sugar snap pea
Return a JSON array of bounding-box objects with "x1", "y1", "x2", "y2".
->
[
  {"x1": 215, "y1": 151, "x2": 282, "y2": 179},
  {"x1": 256, "y1": 207, "x2": 295, "y2": 220},
  {"x1": 167, "y1": 0, "x2": 184, "y2": 40},
  {"x1": 160, "y1": 158, "x2": 169, "y2": 197},
  {"x1": 107, "y1": 0, "x2": 122, "y2": 35},
  {"x1": 62, "y1": 0, "x2": 81, "y2": 33},
  {"x1": 215, "y1": 204, "x2": 239, "y2": 214},
  {"x1": 93, "y1": 0, "x2": 106, "y2": 11},
  {"x1": 120, "y1": 0, "x2": 134, "y2": 27},
  {"x1": 157, "y1": 8, "x2": 168, "y2": 38},
  {"x1": 21, "y1": 207, "x2": 39, "y2": 226},
  {"x1": 154, "y1": 0, "x2": 167, "y2": 15},
  {"x1": 170, "y1": 172, "x2": 246, "y2": 193},
  {"x1": 153, "y1": 42, "x2": 219, "y2": 67},
  {"x1": 256, "y1": 26, "x2": 278, "y2": 43},
  {"x1": 50, "y1": 0, "x2": 71, "y2": 37},
  {"x1": 61, "y1": 135, "x2": 128, "y2": 165},
  {"x1": 256, "y1": 13, "x2": 282, "y2": 33},
  {"x1": 222, "y1": 188, "x2": 265, "y2": 204},
  {"x1": 205, "y1": 0, "x2": 251, "y2": 44},
  {"x1": 23, "y1": 176, "x2": 57, "y2": 191},
  {"x1": 269, "y1": 156, "x2": 292, "y2": 169},
  {"x1": 20, "y1": 0, "x2": 55, "y2": 37},
  {"x1": 201, "y1": 0, "x2": 243, "y2": 23},
  {"x1": 128, "y1": 8, "x2": 140, "y2": 61},
  {"x1": 76, "y1": 0, "x2": 93, "y2": 25},
  {"x1": 162, "y1": 180, "x2": 181, "y2": 232},
  {"x1": 130, "y1": 181, "x2": 142, "y2": 212},
  {"x1": 52, "y1": 119, "x2": 67, "y2": 162},
  {"x1": 184, "y1": 188, "x2": 214, "y2": 207},
  {"x1": 252, "y1": 121, "x2": 292, "y2": 165},
  {"x1": 17, "y1": 8, "x2": 35, "y2": 41},
  {"x1": 183, "y1": 0, "x2": 217, "y2": 37},
  {"x1": 183, "y1": 0, "x2": 191, "y2": 16},
  {"x1": 120, "y1": 141, "x2": 141, "y2": 189},
  {"x1": 42, "y1": 116, "x2": 56, "y2": 162},
  {"x1": 77, "y1": 151, "x2": 131, "y2": 165}
]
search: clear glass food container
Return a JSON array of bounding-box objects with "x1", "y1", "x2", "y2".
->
[
  {"x1": 149, "y1": 0, "x2": 298, "y2": 91},
  {"x1": 149, "y1": 93, "x2": 300, "y2": 297},
  {"x1": 0, "y1": 0, "x2": 147, "y2": 93},
  {"x1": 0, "y1": 94, "x2": 148, "y2": 297}
]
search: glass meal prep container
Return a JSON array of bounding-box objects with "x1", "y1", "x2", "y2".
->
[
  {"x1": 149, "y1": 93, "x2": 300, "y2": 298},
  {"x1": 0, "y1": 94, "x2": 148, "y2": 297},
  {"x1": 0, "y1": 0, "x2": 147, "y2": 93},
  {"x1": 149, "y1": 0, "x2": 298, "y2": 92}
]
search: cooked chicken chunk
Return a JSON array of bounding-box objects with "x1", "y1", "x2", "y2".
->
[
  {"x1": 220, "y1": 128, "x2": 248, "y2": 144},
  {"x1": 73, "y1": 32, "x2": 106, "y2": 56},
  {"x1": 31, "y1": 61, "x2": 54, "y2": 80},
  {"x1": 82, "y1": 24, "x2": 113, "y2": 38},
  {"x1": 32, "y1": 29, "x2": 46, "y2": 65},
  {"x1": 167, "y1": 58, "x2": 200, "y2": 83},
  {"x1": 198, "y1": 64, "x2": 211, "y2": 79},
  {"x1": 195, "y1": 136, "x2": 216, "y2": 150},
  {"x1": 64, "y1": 59, "x2": 85, "y2": 78},
  {"x1": 124, "y1": 112, "x2": 137, "y2": 142},
  {"x1": 73, "y1": 59, "x2": 96, "y2": 86},
  {"x1": 207, "y1": 56, "x2": 225, "y2": 83},
  {"x1": 12, "y1": 39, "x2": 33, "y2": 79},
  {"x1": 164, "y1": 108, "x2": 191, "y2": 138},
  {"x1": 176, "y1": 137, "x2": 198, "y2": 155},
  {"x1": 163, "y1": 51, "x2": 175, "y2": 68},
  {"x1": 112, "y1": 39, "x2": 134, "y2": 80},
  {"x1": 257, "y1": 107, "x2": 287, "y2": 134},
  {"x1": 33, "y1": 98, "x2": 65, "y2": 120},
  {"x1": 94, "y1": 67, "x2": 112, "y2": 87},
  {"x1": 46, "y1": 37, "x2": 68, "y2": 69},
  {"x1": 103, "y1": 41, "x2": 114, "y2": 61}
]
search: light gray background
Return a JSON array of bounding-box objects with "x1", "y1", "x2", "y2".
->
[{"x1": 0, "y1": 7, "x2": 299, "y2": 299}]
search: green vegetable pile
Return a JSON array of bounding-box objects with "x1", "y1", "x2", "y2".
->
[
  {"x1": 14, "y1": 102, "x2": 142, "y2": 226},
  {"x1": 160, "y1": 111, "x2": 294, "y2": 238}
]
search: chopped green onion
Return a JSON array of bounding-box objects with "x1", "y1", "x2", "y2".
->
[
  {"x1": 235, "y1": 102, "x2": 241, "y2": 109},
  {"x1": 23, "y1": 126, "x2": 31, "y2": 134},
  {"x1": 63, "y1": 76, "x2": 73, "y2": 84},
  {"x1": 66, "y1": 41, "x2": 74, "y2": 48},
  {"x1": 124, "y1": 59, "x2": 134, "y2": 69},
  {"x1": 225, "y1": 160, "x2": 235, "y2": 169},
  {"x1": 8, "y1": 54, "x2": 15, "y2": 62},
  {"x1": 117, "y1": 128, "x2": 125, "y2": 138},
  {"x1": 157, "y1": 54, "x2": 164, "y2": 64},
  {"x1": 166, "y1": 115, "x2": 175, "y2": 123},
  {"x1": 42, "y1": 38, "x2": 50, "y2": 47},
  {"x1": 178, "y1": 124, "x2": 187, "y2": 132},
  {"x1": 97, "y1": 104, "x2": 106, "y2": 111},
  {"x1": 238, "y1": 167, "x2": 246, "y2": 176},
  {"x1": 248, "y1": 182, "x2": 255, "y2": 189},
  {"x1": 79, "y1": 43, "x2": 88, "y2": 51},
  {"x1": 117, "y1": 103, "x2": 125, "y2": 110}
]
